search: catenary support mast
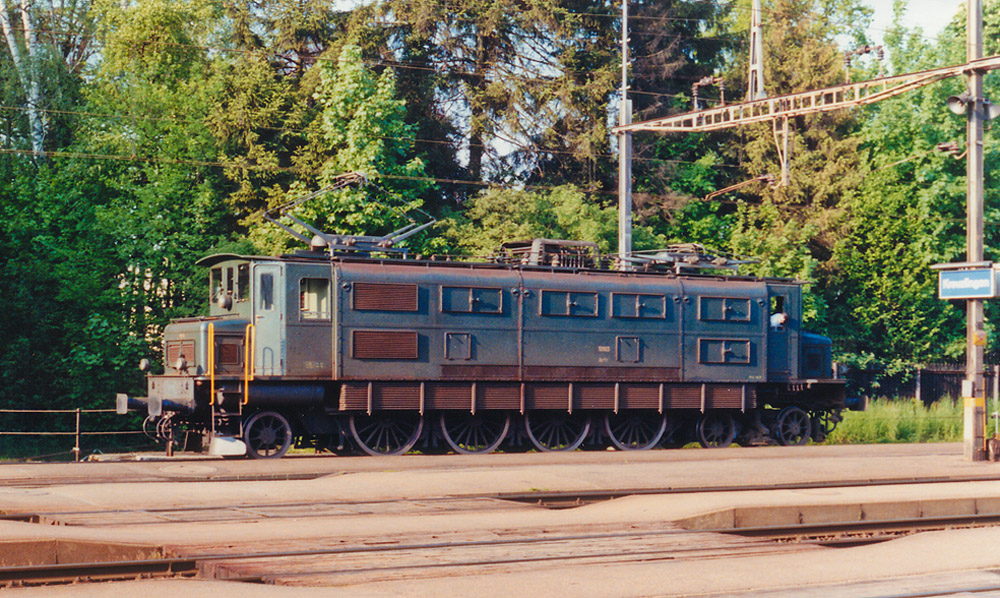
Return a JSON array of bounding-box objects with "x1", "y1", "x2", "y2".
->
[
  {"x1": 965, "y1": 0, "x2": 987, "y2": 461},
  {"x1": 617, "y1": 0, "x2": 633, "y2": 267}
]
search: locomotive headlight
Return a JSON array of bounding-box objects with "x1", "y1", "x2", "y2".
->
[
  {"x1": 174, "y1": 356, "x2": 188, "y2": 372},
  {"x1": 138, "y1": 358, "x2": 151, "y2": 372}
]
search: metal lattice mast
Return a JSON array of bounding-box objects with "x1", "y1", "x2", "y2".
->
[
  {"x1": 747, "y1": 0, "x2": 766, "y2": 101},
  {"x1": 617, "y1": 0, "x2": 633, "y2": 266}
]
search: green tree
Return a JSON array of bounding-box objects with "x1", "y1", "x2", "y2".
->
[
  {"x1": 251, "y1": 44, "x2": 437, "y2": 255},
  {"x1": 442, "y1": 184, "x2": 665, "y2": 257}
]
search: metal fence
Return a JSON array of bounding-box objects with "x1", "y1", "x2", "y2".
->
[
  {"x1": 843, "y1": 363, "x2": 1000, "y2": 405},
  {"x1": 0, "y1": 408, "x2": 149, "y2": 461}
]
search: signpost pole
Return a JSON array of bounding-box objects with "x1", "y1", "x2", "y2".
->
[{"x1": 965, "y1": 0, "x2": 986, "y2": 462}]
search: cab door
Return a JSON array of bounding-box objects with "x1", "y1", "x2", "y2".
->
[
  {"x1": 252, "y1": 263, "x2": 285, "y2": 376},
  {"x1": 766, "y1": 284, "x2": 798, "y2": 382}
]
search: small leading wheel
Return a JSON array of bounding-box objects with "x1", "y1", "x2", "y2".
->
[
  {"x1": 243, "y1": 411, "x2": 293, "y2": 459},
  {"x1": 439, "y1": 411, "x2": 511, "y2": 454},
  {"x1": 350, "y1": 412, "x2": 424, "y2": 456},
  {"x1": 524, "y1": 411, "x2": 591, "y2": 452},
  {"x1": 604, "y1": 411, "x2": 667, "y2": 451},
  {"x1": 776, "y1": 406, "x2": 811, "y2": 446},
  {"x1": 696, "y1": 412, "x2": 736, "y2": 448}
]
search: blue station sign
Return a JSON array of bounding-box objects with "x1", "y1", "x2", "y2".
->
[{"x1": 938, "y1": 268, "x2": 998, "y2": 299}]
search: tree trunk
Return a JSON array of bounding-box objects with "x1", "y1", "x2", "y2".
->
[{"x1": 0, "y1": 0, "x2": 46, "y2": 157}]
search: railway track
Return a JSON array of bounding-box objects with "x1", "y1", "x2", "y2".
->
[
  {"x1": 6, "y1": 475, "x2": 1000, "y2": 527},
  {"x1": 3, "y1": 504, "x2": 1000, "y2": 587}
]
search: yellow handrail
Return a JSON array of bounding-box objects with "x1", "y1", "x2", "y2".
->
[
  {"x1": 243, "y1": 323, "x2": 255, "y2": 405},
  {"x1": 208, "y1": 322, "x2": 216, "y2": 405}
]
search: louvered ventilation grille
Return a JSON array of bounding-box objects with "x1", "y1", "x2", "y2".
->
[
  {"x1": 218, "y1": 343, "x2": 241, "y2": 365},
  {"x1": 352, "y1": 330, "x2": 419, "y2": 359},
  {"x1": 166, "y1": 340, "x2": 195, "y2": 367},
  {"x1": 353, "y1": 283, "x2": 418, "y2": 311}
]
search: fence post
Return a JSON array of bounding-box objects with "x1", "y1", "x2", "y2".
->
[
  {"x1": 73, "y1": 408, "x2": 81, "y2": 462},
  {"x1": 915, "y1": 368, "x2": 922, "y2": 404}
]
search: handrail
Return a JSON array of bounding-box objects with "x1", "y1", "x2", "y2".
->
[
  {"x1": 208, "y1": 322, "x2": 216, "y2": 405},
  {"x1": 243, "y1": 323, "x2": 255, "y2": 405}
]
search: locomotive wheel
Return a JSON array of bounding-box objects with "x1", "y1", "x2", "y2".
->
[
  {"x1": 604, "y1": 411, "x2": 667, "y2": 451},
  {"x1": 776, "y1": 406, "x2": 811, "y2": 446},
  {"x1": 350, "y1": 412, "x2": 424, "y2": 456},
  {"x1": 524, "y1": 411, "x2": 591, "y2": 452},
  {"x1": 696, "y1": 412, "x2": 736, "y2": 448},
  {"x1": 439, "y1": 411, "x2": 511, "y2": 454},
  {"x1": 243, "y1": 411, "x2": 293, "y2": 459}
]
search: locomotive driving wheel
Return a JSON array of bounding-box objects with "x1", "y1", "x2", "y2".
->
[
  {"x1": 776, "y1": 406, "x2": 811, "y2": 446},
  {"x1": 350, "y1": 412, "x2": 424, "y2": 456},
  {"x1": 439, "y1": 411, "x2": 511, "y2": 454},
  {"x1": 524, "y1": 411, "x2": 591, "y2": 452},
  {"x1": 696, "y1": 412, "x2": 736, "y2": 448},
  {"x1": 243, "y1": 411, "x2": 293, "y2": 459},
  {"x1": 604, "y1": 411, "x2": 667, "y2": 451}
]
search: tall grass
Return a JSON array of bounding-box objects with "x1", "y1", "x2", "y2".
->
[{"x1": 825, "y1": 398, "x2": 964, "y2": 444}]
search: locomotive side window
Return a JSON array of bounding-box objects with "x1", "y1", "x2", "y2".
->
[
  {"x1": 210, "y1": 268, "x2": 223, "y2": 301},
  {"x1": 539, "y1": 290, "x2": 598, "y2": 317},
  {"x1": 300, "y1": 278, "x2": 330, "y2": 320},
  {"x1": 770, "y1": 296, "x2": 787, "y2": 330},
  {"x1": 699, "y1": 296, "x2": 751, "y2": 322},
  {"x1": 259, "y1": 273, "x2": 274, "y2": 310},
  {"x1": 612, "y1": 293, "x2": 666, "y2": 319},
  {"x1": 441, "y1": 286, "x2": 502, "y2": 314},
  {"x1": 236, "y1": 264, "x2": 249, "y2": 302},
  {"x1": 698, "y1": 339, "x2": 751, "y2": 364},
  {"x1": 225, "y1": 267, "x2": 234, "y2": 299}
]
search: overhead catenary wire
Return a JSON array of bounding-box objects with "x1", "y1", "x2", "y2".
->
[
  {"x1": 0, "y1": 147, "x2": 744, "y2": 205},
  {"x1": 0, "y1": 105, "x2": 740, "y2": 169}
]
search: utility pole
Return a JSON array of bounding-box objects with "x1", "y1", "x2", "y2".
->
[
  {"x1": 965, "y1": 0, "x2": 987, "y2": 461},
  {"x1": 617, "y1": 0, "x2": 633, "y2": 267}
]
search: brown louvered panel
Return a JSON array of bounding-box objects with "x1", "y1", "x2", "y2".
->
[
  {"x1": 620, "y1": 385, "x2": 659, "y2": 409},
  {"x1": 706, "y1": 386, "x2": 744, "y2": 409},
  {"x1": 664, "y1": 385, "x2": 701, "y2": 409},
  {"x1": 526, "y1": 384, "x2": 569, "y2": 409},
  {"x1": 374, "y1": 383, "x2": 421, "y2": 410},
  {"x1": 218, "y1": 343, "x2": 241, "y2": 365},
  {"x1": 441, "y1": 365, "x2": 519, "y2": 380},
  {"x1": 478, "y1": 384, "x2": 520, "y2": 409},
  {"x1": 575, "y1": 385, "x2": 614, "y2": 410},
  {"x1": 353, "y1": 282, "x2": 418, "y2": 311},
  {"x1": 523, "y1": 366, "x2": 680, "y2": 382},
  {"x1": 426, "y1": 384, "x2": 473, "y2": 410},
  {"x1": 352, "y1": 330, "x2": 419, "y2": 360},
  {"x1": 166, "y1": 340, "x2": 195, "y2": 366},
  {"x1": 340, "y1": 384, "x2": 368, "y2": 410}
]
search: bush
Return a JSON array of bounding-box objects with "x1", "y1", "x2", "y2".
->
[{"x1": 826, "y1": 398, "x2": 963, "y2": 444}]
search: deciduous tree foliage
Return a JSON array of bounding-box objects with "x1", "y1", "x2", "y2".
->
[{"x1": 1, "y1": 0, "x2": 998, "y2": 435}]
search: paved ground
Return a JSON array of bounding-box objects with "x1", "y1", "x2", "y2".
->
[{"x1": 3, "y1": 443, "x2": 1000, "y2": 597}]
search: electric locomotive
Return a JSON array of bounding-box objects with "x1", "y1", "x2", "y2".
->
[{"x1": 118, "y1": 180, "x2": 850, "y2": 458}]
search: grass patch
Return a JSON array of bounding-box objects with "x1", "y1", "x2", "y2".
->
[{"x1": 826, "y1": 398, "x2": 963, "y2": 444}]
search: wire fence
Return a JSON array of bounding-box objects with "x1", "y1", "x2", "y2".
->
[
  {"x1": 0, "y1": 408, "x2": 152, "y2": 462},
  {"x1": 843, "y1": 363, "x2": 1000, "y2": 405}
]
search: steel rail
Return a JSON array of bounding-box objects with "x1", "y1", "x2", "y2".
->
[
  {"x1": 7, "y1": 475, "x2": 1000, "y2": 524},
  {"x1": 4, "y1": 512, "x2": 1000, "y2": 587}
]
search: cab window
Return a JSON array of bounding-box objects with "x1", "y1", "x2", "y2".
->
[
  {"x1": 236, "y1": 264, "x2": 249, "y2": 302},
  {"x1": 210, "y1": 268, "x2": 223, "y2": 301},
  {"x1": 300, "y1": 278, "x2": 330, "y2": 320}
]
